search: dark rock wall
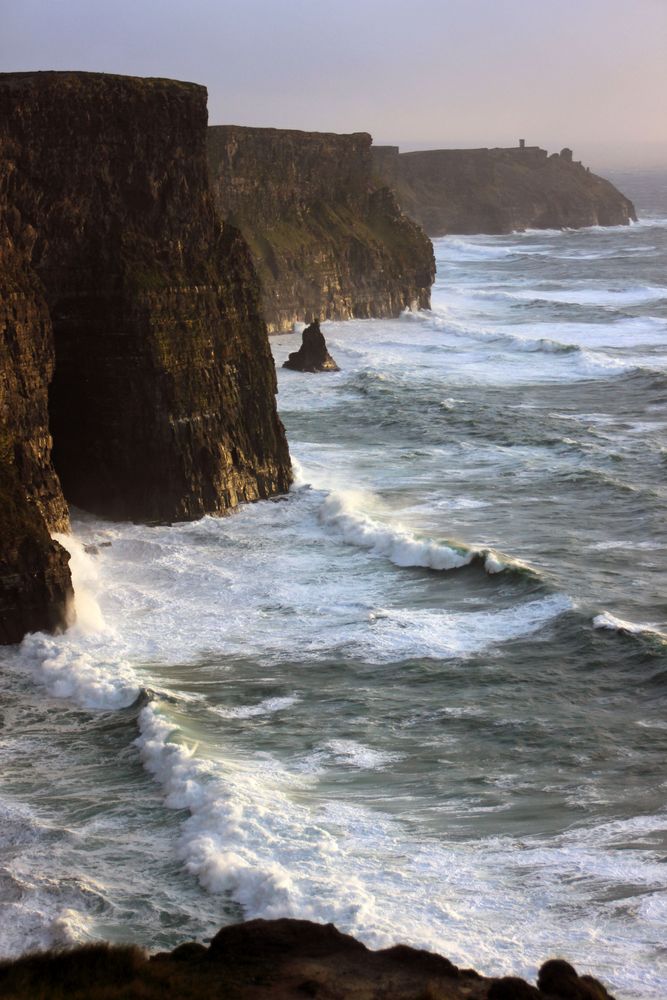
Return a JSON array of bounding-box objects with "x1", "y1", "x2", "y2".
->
[
  {"x1": 0, "y1": 72, "x2": 291, "y2": 525},
  {"x1": 207, "y1": 126, "x2": 435, "y2": 332},
  {"x1": 0, "y1": 71, "x2": 292, "y2": 642},
  {"x1": 0, "y1": 139, "x2": 73, "y2": 641},
  {"x1": 0, "y1": 450, "x2": 72, "y2": 644},
  {"x1": 373, "y1": 145, "x2": 637, "y2": 235}
]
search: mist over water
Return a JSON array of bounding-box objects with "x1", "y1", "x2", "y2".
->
[{"x1": 0, "y1": 174, "x2": 666, "y2": 999}]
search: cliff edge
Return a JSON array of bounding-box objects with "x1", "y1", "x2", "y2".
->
[
  {"x1": 208, "y1": 126, "x2": 435, "y2": 332},
  {"x1": 372, "y1": 144, "x2": 637, "y2": 235},
  {"x1": 0, "y1": 71, "x2": 291, "y2": 642}
]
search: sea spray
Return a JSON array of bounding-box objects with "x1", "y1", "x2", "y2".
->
[{"x1": 0, "y1": 204, "x2": 665, "y2": 999}]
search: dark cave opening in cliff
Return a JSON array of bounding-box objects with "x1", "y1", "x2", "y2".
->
[{"x1": 46, "y1": 304, "x2": 118, "y2": 519}]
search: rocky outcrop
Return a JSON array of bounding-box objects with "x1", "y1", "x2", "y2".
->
[
  {"x1": 0, "y1": 71, "x2": 292, "y2": 642},
  {"x1": 372, "y1": 144, "x2": 637, "y2": 235},
  {"x1": 207, "y1": 126, "x2": 435, "y2": 332},
  {"x1": 283, "y1": 320, "x2": 339, "y2": 372},
  {"x1": 0, "y1": 918, "x2": 618, "y2": 999},
  {"x1": 0, "y1": 451, "x2": 72, "y2": 644}
]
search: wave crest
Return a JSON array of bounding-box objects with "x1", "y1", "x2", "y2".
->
[{"x1": 318, "y1": 491, "x2": 536, "y2": 579}]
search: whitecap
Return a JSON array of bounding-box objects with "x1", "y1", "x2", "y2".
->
[{"x1": 593, "y1": 612, "x2": 667, "y2": 642}]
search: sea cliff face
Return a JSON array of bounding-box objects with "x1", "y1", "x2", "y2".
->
[
  {"x1": 0, "y1": 71, "x2": 292, "y2": 642},
  {"x1": 372, "y1": 145, "x2": 637, "y2": 235},
  {"x1": 207, "y1": 126, "x2": 435, "y2": 332}
]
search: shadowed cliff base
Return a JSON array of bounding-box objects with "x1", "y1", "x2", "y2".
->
[
  {"x1": 207, "y1": 126, "x2": 435, "y2": 332},
  {"x1": 0, "y1": 71, "x2": 292, "y2": 642},
  {"x1": 372, "y1": 144, "x2": 637, "y2": 235},
  {"x1": 0, "y1": 918, "x2": 618, "y2": 999},
  {"x1": 0, "y1": 450, "x2": 72, "y2": 643}
]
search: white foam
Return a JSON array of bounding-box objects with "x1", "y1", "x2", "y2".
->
[
  {"x1": 53, "y1": 533, "x2": 105, "y2": 633},
  {"x1": 298, "y1": 740, "x2": 404, "y2": 774},
  {"x1": 212, "y1": 696, "x2": 300, "y2": 719},
  {"x1": 359, "y1": 594, "x2": 572, "y2": 660},
  {"x1": 16, "y1": 632, "x2": 141, "y2": 710},
  {"x1": 438, "y1": 238, "x2": 516, "y2": 262},
  {"x1": 318, "y1": 491, "x2": 473, "y2": 571},
  {"x1": 135, "y1": 703, "x2": 667, "y2": 996},
  {"x1": 508, "y1": 285, "x2": 666, "y2": 307},
  {"x1": 317, "y1": 491, "x2": 537, "y2": 583},
  {"x1": 593, "y1": 612, "x2": 667, "y2": 642},
  {"x1": 9, "y1": 534, "x2": 141, "y2": 710}
]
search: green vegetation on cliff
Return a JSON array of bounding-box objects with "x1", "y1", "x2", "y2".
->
[{"x1": 208, "y1": 126, "x2": 435, "y2": 332}]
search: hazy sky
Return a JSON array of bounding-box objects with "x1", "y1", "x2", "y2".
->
[{"x1": 2, "y1": 0, "x2": 666, "y2": 168}]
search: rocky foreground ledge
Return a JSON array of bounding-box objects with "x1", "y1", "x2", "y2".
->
[{"x1": 0, "y1": 918, "x2": 617, "y2": 999}]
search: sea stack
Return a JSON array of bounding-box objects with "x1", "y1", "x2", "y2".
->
[{"x1": 283, "y1": 320, "x2": 340, "y2": 372}]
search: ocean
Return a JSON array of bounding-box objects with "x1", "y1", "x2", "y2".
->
[{"x1": 1, "y1": 173, "x2": 666, "y2": 999}]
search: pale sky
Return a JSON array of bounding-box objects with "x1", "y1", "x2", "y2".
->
[{"x1": 2, "y1": 0, "x2": 666, "y2": 169}]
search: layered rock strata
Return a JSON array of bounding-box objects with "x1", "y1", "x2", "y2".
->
[
  {"x1": 0, "y1": 71, "x2": 292, "y2": 642},
  {"x1": 0, "y1": 145, "x2": 73, "y2": 641},
  {"x1": 0, "y1": 918, "x2": 618, "y2": 999},
  {"x1": 372, "y1": 144, "x2": 637, "y2": 235},
  {"x1": 207, "y1": 126, "x2": 435, "y2": 332}
]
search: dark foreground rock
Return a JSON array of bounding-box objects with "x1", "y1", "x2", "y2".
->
[
  {"x1": 283, "y1": 321, "x2": 339, "y2": 372},
  {"x1": 208, "y1": 126, "x2": 435, "y2": 332},
  {"x1": 0, "y1": 71, "x2": 292, "y2": 642},
  {"x1": 0, "y1": 918, "x2": 618, "y2": 999},
  {"x1": 372, "y1": 144, "x2": 637, "y2": 235}
]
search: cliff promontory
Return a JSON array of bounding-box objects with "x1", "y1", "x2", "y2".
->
[
  {"x1": 372, "y1": 144, "x2": 637, "y2": 235},
  {"x1": 207, "y1": 126, "x2": 435, "y2": 332},
  {"x1": 0, "y1": 918, "x2": 618, "y2": 999},
  {"x1": 0, "y1": 71, "x2": 292, "y2": 643}
]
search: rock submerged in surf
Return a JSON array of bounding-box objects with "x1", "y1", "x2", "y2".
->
[{"x1": 283, "y1": 320, "x2": 340, "y2": 372}]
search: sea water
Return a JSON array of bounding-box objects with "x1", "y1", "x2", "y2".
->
[{"x1": 0, "y1": 174, "x2": 666, "y2": 999}]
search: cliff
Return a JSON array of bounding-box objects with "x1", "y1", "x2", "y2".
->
[
  {"x1": 0, "y1": 71, "x2": 291, "y2": 642},
  {"x1": 372, "y1": 145, "x2": 637, "y2": 235},
  {"x1": 207, "y1": 126, "x2": 435, "y2": 332},
  {"x1": 0, "y1": 918, "x2": 618, "y2": 999}
]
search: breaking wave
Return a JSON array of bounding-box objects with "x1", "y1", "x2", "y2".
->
[{"x1": 318, "y1": 490, "x2": 538, "y2": 580}]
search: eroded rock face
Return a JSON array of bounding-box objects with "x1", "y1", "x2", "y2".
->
[
  {"x1": 1, "y1": 71, "x2": 291, "y2": 526},
  {"x1": 283, "y1": 321, "x2": 339, "y2": 372},
  {"x1": 0, "y1": 451, "x2": 72, "y2": 644},
  {"x1": 0, "y1": 150, "x2": 73, "y2": 641},
  {"x1": 0, "y1": 71, "x2": 292, "y2": 642},
  {"x1": 207, "y1": 126, "x2": 435, "y2": 332},
  {"x1": 372, "y1": 145, "x2": 637, "y2": 235}
]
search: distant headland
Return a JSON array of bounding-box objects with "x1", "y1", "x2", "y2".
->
[{"x1": 372, "y1": 141, "x2": 637, "y2": 235}]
